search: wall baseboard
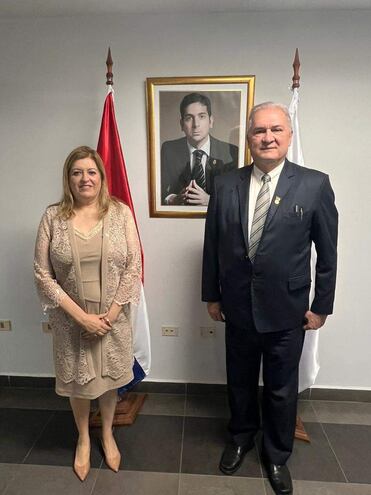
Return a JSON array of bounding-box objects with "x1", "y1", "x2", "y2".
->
[
  {"x1": 0, "y1": 376, "x2": 55, "y2": 388},
  {"x1": 1, "y1": 376, "x2": 370, "y2": 402}
]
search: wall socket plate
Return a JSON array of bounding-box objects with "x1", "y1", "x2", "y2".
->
[
  {"x1": 0, "y1": 320, "x2": 11, "y2": 331},
  {"x1": 162, "y1": 326, "x2": 179, "y2": 337},
  {"x1": 200, "y1": 326, "x2": 216, "y2": 337}
]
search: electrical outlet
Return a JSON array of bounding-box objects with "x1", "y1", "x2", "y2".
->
[
  {"x1": 200, "y1": 326, "x2": 216, "y2": 337},
  {"x1": 42, "y1": 322, "x2": 52, "y2": 333},
  {"x1": 162, "y1": 326, "x2": 179, "y2": 337},
  {"x1": 0, "y1": 320, "x2": 11, "y2": 331}
]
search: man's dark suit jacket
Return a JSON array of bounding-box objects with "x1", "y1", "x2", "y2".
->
[
  {"x1": 161, "y1": 136, "x2": 238, "y2": 204},
  {"x1": 202, "y1": 159, "x2": 338, "y2": 332}
]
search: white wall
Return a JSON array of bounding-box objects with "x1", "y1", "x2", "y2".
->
[{"x1": 0, "y1": 9, "x2": 370, "y2": 388}]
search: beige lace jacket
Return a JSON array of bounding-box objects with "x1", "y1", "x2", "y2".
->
[{"x1": 34, "y1": 202, "x2": 142, "y2": 385}]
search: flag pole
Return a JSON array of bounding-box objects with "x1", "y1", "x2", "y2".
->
[
  {"x1": 292, "y1": 48, "x2": 300, "y2": 90},
  {"x1": 290, "y1": 48, "x2": 311, "y2": 443},
  {"x1": 105, "y1": 47, "x2": 114, "y2": 87},
  {"x1": 89, "y1": 48, "x2": 147, "y2": 427}
]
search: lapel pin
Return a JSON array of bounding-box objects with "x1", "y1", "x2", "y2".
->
[
  {"x1": 274, "y1": 196, "x2": 281, "y2": 205},
  {"x1": 212, "y1": 159, "x2": 217, "y2": 165}
]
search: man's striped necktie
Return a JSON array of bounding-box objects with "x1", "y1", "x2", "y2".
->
[
  {"x1": 249, "y1": 173, "x2": 271, "y2": 262},
  {"x1": 192, "y1": 150, "x2": 206, "y2": 190}
]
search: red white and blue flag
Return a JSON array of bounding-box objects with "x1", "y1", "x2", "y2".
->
[{"x1": 97, "y1": 87, "x2": 151, "y2": 392}]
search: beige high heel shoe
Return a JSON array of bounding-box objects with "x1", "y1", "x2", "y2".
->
[
  {"x1": 73, "y1": 443, "x2": 91, "y2": 481},
  {"x1": 101, "y1": 439, "x2": 121, "y2": 472}
]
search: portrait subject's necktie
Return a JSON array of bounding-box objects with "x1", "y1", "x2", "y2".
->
[
  {"x1": 249, "y1": 173, "x2": 271, "y2": 262},
  {"x1": 192, "y1": 150, "x2": 206, "y2": 190}
]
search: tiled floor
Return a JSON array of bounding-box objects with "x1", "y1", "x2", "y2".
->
[{"x1": 1, "y1": 387, "x2": 371, "y2": 494}]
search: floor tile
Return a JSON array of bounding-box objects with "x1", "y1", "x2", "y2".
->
[
  {"x1": 93, "y1": 470, "x2": 179, "y2": 495},
  {"x1": 187, "y1": 384, "x2": 227, "y2": 395},
  {"x1": 25, "y1": 411, "x2": 102, "y2": 468},
  {"x1": 0, "y1": 409, "x2": 53, "y2": 464},
  {"x1": 0, "y1": 388, "x2": 70, "y2": 410},
  {"x1": 179, "y1": 473, "x2": 265, "y2": 494},
  {"x1": 185, "y1": 394, "x2": 229, "y2": 418},
  {"x1": 4, "y1": 464, "x2": 98, "y2": 495},
  {"x1": 265, "y1": 479, "x2": 371, "y2": 494},
  {"x1": 139, "y1": 393, "x2": 185, "y2": 416},
  {"x1": 297, "y1": 401, "x2": 318, "y2": 422},
  {"x1": 323, "y1": 423, "x2": 371, "y2": 483},
  {"x1": 312, "y1": 401, "x2": 371, "y2": 425},
  {"x1": 0, "y1": 464, "x2": 20, "y2": 494},
  {"x1": 181, "y1": 417, "x2": 261, "y2": 477},
  {"x1": 286, "y1": 422, "x2": 345, "y2": 482},
  {"x1": 114, "y1": 415, "x2": 183, "y2": 473}
]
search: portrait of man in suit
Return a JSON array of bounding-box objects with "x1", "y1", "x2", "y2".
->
[
  {"x1": 161, "y1": 92, "x2": 239, "y2": 206},
  {"x1": 202, "y1": 102, "x2": 338, "y2": 495}
]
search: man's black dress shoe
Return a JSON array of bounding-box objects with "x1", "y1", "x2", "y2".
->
[
  {"x1": 264, "y1": 463, "x2": 293, "y2": 495},
  {"x1": 219, "y1": 441, "x2": 253, "y2": 475}
]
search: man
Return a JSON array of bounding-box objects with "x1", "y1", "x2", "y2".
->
[
  {"x1": 202, "y1": 102, "x2": 338, "y2": 495},
  {"x1": 161, "y1": 93, "x2": 238, "y2": 206}
]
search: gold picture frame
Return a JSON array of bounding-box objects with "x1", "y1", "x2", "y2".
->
[{"x1": 146, "y1": 75, "x2": 255, "y2": 218}]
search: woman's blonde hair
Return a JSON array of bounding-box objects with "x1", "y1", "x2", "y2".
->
[{"x1": 57, "y1": 145, "x2": 117, "y2": 219}]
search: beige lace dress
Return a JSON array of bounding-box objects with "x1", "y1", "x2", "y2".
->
[
  {"x1": 34, "y1": 202, "x2": 142, "y2": 397},
  {"x1": 56, "y1": 221, "x2": 130, "y2": 399}
]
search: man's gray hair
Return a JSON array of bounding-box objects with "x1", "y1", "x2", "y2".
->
[{"x1": 247, "y1": 102, "x2": 292, "y2": 132}]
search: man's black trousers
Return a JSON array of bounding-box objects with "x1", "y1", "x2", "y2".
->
[{"x1": 225, "y1": 320, "x2": 305, "y2": 465}]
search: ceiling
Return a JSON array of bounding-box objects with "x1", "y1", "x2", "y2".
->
[{"x1": 1, "y1": 0, "x2": 371, "y2": 18}]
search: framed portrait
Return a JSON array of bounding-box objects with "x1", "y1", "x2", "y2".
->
[{"x1": 146, "y1": 75, "x2": 255, "y2": 218}]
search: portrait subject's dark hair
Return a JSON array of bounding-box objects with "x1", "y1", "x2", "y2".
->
[{"x1": 180, "y1": 93, "x2": 212, "y2": 118}]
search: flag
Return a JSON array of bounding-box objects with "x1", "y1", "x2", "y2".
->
[
  {"x1": 287, "y1": 87, "x2": 319, "y2": 392},
  {"x1": 97, "y1": 87, "x2": 151, "y2": 392}
]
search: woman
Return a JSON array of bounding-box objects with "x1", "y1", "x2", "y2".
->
[{"x1": 34, "y1": 146, "x2": 142, "y2": 481}]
